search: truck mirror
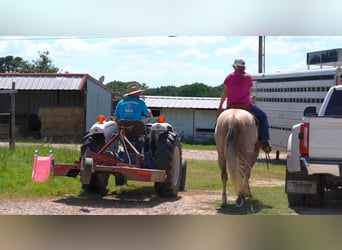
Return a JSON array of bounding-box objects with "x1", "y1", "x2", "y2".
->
[{"x1": 303, "y1": 106, "x2": 317, "y2": 117}]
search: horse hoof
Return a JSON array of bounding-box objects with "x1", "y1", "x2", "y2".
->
[{"x1": 235, "y1": 196, "x2": 245, "y2": 207}]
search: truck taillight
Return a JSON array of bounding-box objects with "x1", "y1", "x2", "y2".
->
[{"x1": 299, "y1": 122, "x2": 309, "y2": 155}]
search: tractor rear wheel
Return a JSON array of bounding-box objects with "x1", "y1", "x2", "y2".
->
[{"x1": 154, "y1": 132, "x2": 182, "y2": 197}]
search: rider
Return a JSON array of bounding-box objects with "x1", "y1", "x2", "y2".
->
[
  {"x1": 113, "y1": 81, "x2": 152, "y2": 122},
  {"x1": 218, "y1": 59, "x2": 272, "y2": 153}
]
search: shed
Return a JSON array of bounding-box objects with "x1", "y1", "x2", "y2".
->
[
  {"x1": 144, "y1": 95, "x2": 220, "y2": 142},
  {"x1": 0, "y1": 73, "x2": 113, "y2": 140}
]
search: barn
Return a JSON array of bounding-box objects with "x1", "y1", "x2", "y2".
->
[
  {"x1": 144, "y1": 95, "x2": 220, "y2": 142},
  {"x1": 0, "y1": 73, "x2": 113, "y2": 141}
]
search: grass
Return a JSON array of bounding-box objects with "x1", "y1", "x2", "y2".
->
[
  {"x1": 181, "y1": 142, "x2": 216, "y2": 151},
  {"x1": 0, "y1": 145, "x2": 81, "y2": 198},
  {"x1": 182, "y1": 158, "x2": 295, "y2": 215},
  {"x1": 0, "y1": 143, "x2": 295, "y2": 214}
]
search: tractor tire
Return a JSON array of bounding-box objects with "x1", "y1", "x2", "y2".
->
[
  {"x1": 179, "y1": 159, "x2": 187, "y2": 191},
  {"x1": 81, "y1": 134, "x2": 109, "y2": 194},
  {"x1": 154, "y1": 132, "x2": 182, "y2": 197}
]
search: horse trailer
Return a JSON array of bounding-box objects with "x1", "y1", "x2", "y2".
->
[{"x1": 252, "y1": 66, "x2": 342, "y2": 155}]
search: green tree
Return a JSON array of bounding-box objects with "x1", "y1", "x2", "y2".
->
[
  {"x1": 106, "y1": 80, "x2": 149, "y2": 98},
  {"x1": 178, "y1": 82, "x2": 219, "y2": 97},
  {"x1": 143, "y1": 85, "x2": 179, "y2": 96},
  {"x1": 0, "y1": 51, "x2": 59, "y2": 73},
  {"x1": 0, "y1": 55, "x2": 31, "y2": 73},
  {"x1": 106, "y1": 80, "x2": 223, "y2": 97},
  {"x1": 29, "y1": 51, "x2": 59, "y2": 73}
]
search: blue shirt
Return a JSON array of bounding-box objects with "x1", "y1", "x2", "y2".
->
[{"x1": 114, "y1": 96, "x2": 149, "y2": 120}]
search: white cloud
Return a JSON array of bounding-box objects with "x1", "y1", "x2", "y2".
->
[
  {"x1": 215, "y1": 37, "x2": 258, "y2": 57},
  {"x1": 176, "y1": 49, "x2": 207, "y2": 59}
]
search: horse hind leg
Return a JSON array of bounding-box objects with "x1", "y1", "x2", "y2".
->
[
  {"x1": 235, "y1": 195, "x2": 245, "y2": 208},
  {"x1": 221, "y1": 170, "x2": 228, "y2": 207},
  {"x1": 235, "y1": 161, "x2": 252, "y2": 207},
  {"x1": 218, "y1": 156, "x2": 228, "y2": 207}
]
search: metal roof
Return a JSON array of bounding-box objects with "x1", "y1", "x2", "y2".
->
[
  {"x1": 0, "y1": 73, "x2": 88, "y2": 90},
  {"x1": 144, "y1": 95, "x2": 220, "y2": 109}
]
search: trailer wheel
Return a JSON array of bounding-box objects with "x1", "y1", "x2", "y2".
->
[
  {"x1": 154, "y1": 132, "x2": 182, "y2": 197},
  {"x1": 85, "y1": 172, "x2": 109, "y2": 194},
  {"x1": 81, "y1": 134, "x2": 109, "y2": 194}
]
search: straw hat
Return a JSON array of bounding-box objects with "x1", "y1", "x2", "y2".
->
[{"x1": 124, "y1": 82, "x2": 143, "y2": 96}]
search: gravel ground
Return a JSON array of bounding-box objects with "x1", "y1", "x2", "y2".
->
[{"x1": 0, "y1": 147, "x2": 285, "y2": 215}]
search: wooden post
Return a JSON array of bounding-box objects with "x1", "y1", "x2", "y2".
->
[
  {"x1": 9, "y1": 82, "x2": 15, "y2": 149},
  {"x1": 0, "y1": 85, "x2": 17, "y2": 149}
]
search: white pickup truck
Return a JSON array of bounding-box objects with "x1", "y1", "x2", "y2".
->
[{"x1": 286, "y1": 85, "x2": 342, "y2": 207}]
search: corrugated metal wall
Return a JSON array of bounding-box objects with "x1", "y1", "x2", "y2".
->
[
  {"x1": 85, "y1": 79, "x2": 112, "y2": 130},
  {"x1": 161, "y1": 108, "x2": 217, "y2": 141},
  {"x1": 162, "y1": 109, "x2": 193, "y2": 140},
  {"x1": 0, "y1": 90, "x2": 83, "y2": 114}
]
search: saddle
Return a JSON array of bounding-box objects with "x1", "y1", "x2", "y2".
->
[
  {"x1": 228, "y1": 103, "x2": 258, "y2": 126},
  {"x1": 228, "y1": 103, "x2": 250, "y2": 111}
]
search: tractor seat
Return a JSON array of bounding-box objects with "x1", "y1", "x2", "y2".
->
[{"x1": 118, "y1": 120, "x2": 146, "y2": 137}]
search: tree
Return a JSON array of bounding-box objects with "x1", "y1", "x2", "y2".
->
[
  {"x1": 143, "y1": 85, "x2": 179, "y2": 96},
  {"x1": 178, "y1": 82, "x2": 219, "y2": 97},
  {"x1": 0, "y1": 51, "x2": 59, "y2": 73},
  {"x1": 29, "y1": 51, "x2": 59, "y2": 73},
  {"x1": 106, "y1": 80, "x2": 223, "y2": 97},
  {"x1": 0, "y1": 55, "x2": 31, "y2": 73}
]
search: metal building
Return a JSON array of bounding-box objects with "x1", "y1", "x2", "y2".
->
[
  {"x1": 0, "y1": 73, "x2": 113, "y2": 140},
  {"x1": 144, "y1": 95, "x2": 220, "y2": 142}
]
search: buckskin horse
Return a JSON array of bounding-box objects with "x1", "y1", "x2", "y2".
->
[{"x1": 214, "y1": 108, "x2": 260, "y2": 207}]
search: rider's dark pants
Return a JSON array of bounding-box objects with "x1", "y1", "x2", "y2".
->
[{"x1": 249, "y1": 103, "x2": 270, "y2": 140}]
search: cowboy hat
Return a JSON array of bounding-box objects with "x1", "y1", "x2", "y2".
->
[{"x1": 124, "y1": 82, "x2": 143, "y2": 96}]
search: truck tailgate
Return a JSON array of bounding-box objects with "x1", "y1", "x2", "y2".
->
[{"x1": 308, "y1": 117, "x2": 342, "y2": 160}]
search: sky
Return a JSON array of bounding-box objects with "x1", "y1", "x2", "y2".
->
[
  {"x1": 1, "y1": 36, "x2": 342, "y2": 88},
  {"x1": 1, "y1": 1, "x2": 342, "y2": 88}
]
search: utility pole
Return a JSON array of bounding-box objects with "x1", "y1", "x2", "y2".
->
[{"x1": 258, "y1": 36, "x2": 265, "y2": 73}]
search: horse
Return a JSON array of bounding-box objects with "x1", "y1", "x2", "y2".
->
[{"x1": 214, "y1": 108, "x2": 260, "y2": 207}]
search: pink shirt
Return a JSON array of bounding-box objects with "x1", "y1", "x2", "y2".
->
[{"x1": 223, "y1": 70, "x2": 252, "y2": 107}]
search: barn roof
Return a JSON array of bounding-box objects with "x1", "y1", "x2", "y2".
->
[
  {"x1": 0, "y1": 73, "x2": 112, "y2": 93},
  {"x1": 144, "y1": 95, "x2": 220, "y2": 109}
]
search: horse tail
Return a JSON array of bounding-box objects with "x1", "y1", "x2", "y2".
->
[{"x1": 225, "y1": 116, "x2": 251, "y2": 198}]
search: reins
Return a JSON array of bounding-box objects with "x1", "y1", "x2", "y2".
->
[{"x1": 264, "y1": 151, "x2": 270, "y2": 170}]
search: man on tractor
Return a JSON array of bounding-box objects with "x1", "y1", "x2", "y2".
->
[{"x1": 113, "y1": 82, "x2": 152, "y2": 122}]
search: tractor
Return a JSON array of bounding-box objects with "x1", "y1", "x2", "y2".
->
[{"x1": 54, "y1": 115, "x2": 187, "y2": 197}]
